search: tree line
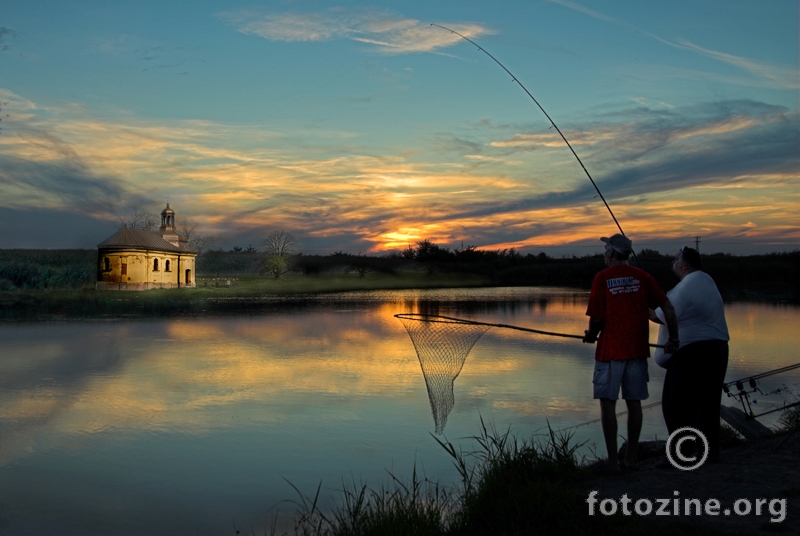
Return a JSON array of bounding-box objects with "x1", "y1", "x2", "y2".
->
[
  {"x1": 0, "y1": 236, "x2": 796, "y2": 302},
  {"x1": 199, "y1": 236, "x2": 799, "y2": 301}
]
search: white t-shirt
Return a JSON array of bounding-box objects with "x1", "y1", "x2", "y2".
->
[{"x1": 654, "y1": 270, "x2": 729, "y2": 368}]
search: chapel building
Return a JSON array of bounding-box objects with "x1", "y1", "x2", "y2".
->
[{"x1": 96, "y1": 203, "x2": 197, "y2": 290}]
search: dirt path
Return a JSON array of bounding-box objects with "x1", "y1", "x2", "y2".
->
[{"x1": 581, "y1": 432, "x2": 800, "y2": 535}]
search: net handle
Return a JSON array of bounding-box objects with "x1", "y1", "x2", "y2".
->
[{"x1": 395, "y1": 313, "x2": 664, "y2": 348}]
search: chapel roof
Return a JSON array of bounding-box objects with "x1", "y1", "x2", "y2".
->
[{"x1": 97, "y1": 226, "x2": 194, "y2": 254}]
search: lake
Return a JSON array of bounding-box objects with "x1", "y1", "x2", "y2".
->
[{"x1": 1, "y1": 287, "x2": 798, "y2": 535}]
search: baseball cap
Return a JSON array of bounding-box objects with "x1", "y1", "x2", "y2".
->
[{"x1": 601, "y1": 234, "x2": 632, "y2": 254}]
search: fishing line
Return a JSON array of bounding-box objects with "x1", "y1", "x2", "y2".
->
[{"x1": 430, "y1": 24, "x2": 632, "y2": 248}]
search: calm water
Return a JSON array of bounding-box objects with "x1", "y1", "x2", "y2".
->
[{"x1": 1, "y1": 287, "x2": 798, "y2": 535}]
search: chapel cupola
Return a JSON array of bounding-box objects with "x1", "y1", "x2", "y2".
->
[{"x1": 159, "y1": 202, "x2": 181, "y2": 246}]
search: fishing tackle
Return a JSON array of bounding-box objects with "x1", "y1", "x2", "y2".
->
[{"x1": 431, "y1": 24, "x2": 631, "y2": 246}]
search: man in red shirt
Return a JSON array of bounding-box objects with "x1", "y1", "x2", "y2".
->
[{"x1": 584, "y1": 234, "x2": 679, "y2": 471}]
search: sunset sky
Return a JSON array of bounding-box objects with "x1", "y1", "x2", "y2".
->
[{"x1": 1, "y1": 1, "x2": 797, "y2": 256}]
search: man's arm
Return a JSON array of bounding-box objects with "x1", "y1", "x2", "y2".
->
[
  {"x1": 649, "y1": 308, "x2": 663, "y2": 324},
  {"x1": 660, "y1": 299, "x2": 680, "y2": 353},
  {"x1": 583, "y1": 318, "x2": 604, "y2": 343}
]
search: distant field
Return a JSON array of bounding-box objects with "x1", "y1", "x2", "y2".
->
[
  {"x1": 0, "y1": 272, "x2": 494, "y2": 321},
  {"x1": 192, "y1": 272, "x2": 491, "y2": 294}
]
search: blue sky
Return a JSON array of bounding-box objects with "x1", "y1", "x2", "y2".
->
[{"x1": 1, "y1": 0, "x2": 798, "y2": 255}]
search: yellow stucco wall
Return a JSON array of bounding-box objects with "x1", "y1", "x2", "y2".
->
[{"x1": 97, "y1": 249, "x2": 196, "y2": 290}]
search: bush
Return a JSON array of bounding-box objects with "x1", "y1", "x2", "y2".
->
[
  {"x1": 0, "y1": 262, "x2": 88, "y2": 290},
  {"x1": 0, "y1": 249, "x2": 94, "y2": 290},
  {"x1": 779, "y1": 405, "x2": 800, "y2": 432}
]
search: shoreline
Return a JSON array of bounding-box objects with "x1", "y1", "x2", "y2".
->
[{"x1": 1, "y1": 272, "x2": 796, "y2": 323}]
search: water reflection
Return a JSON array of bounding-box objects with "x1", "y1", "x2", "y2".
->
[{"x1": 0, "y1": 288, "x2": 797, "y2": 535}]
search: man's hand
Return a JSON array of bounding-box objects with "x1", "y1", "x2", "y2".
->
[
  {"x1": 584, "y1": 318, "x2": 603, "y2": 344},
  {"x1": 664, "y1": 338, "x2": 680, "y2": 354}
]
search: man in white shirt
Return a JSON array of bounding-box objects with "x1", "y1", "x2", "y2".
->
[{"x1": 653, "y1": 247, "x2": 729, "y2": 462}]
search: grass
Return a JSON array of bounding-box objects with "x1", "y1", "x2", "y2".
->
[
  {"x1": 268, "y1": 420, "x2": 736, "y2": 536},
  {"x1": 193, "y1": 272, "x2": 492, "y2": 295},
  {"x1": 0, "y1": 272, "x2": 493, "y2": 321},
  {"x1": 778, "y1": 403, "x2": 800, "y2": 432}
]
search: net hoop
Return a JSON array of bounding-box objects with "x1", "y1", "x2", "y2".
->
[
  {"x1": 394, "y1": 312, "x2": 584, "y2": 340},
  {"x1": 394, "y1": 313, "x2": 485, "y2": 326}
]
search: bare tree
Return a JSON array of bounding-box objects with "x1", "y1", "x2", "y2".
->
[
  {"x1": 188, "y1": 234, "x2": 217, "y2": 256},
  {"x1": 260, "y1": 230, "x2": 297, "y2": 278},
  {"x1": 262, "y1": 230, "x2": 298, "y2": 257},
  {"x1": 177, "y1": 217, "x2": 199, "y2": 242},
  {"x1": 176, "y1": 216, "x2": 216, "y2": 255},
  {"x1": 119, "y1": 209, "x2": 159, "y2": 231}
]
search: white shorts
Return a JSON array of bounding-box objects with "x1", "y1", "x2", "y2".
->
[{"x1": 593, "y1": 358, "x2": 649, "y2": 401}]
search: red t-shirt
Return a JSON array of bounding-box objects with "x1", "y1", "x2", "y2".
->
[{"x1": 586, "y1": 264, "x2": 668, "y2": 362}]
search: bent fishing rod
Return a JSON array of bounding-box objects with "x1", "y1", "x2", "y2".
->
[
  {"x1": 395, "y1": 313, "x2": 664, "y2": 348},
  {"x1": 431, "y1": 24, "x2": 638, "y2": 263}
]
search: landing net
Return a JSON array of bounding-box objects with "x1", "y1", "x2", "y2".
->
[{"x1": 396, "y1": 313, "x2": 491, "y2": 434}]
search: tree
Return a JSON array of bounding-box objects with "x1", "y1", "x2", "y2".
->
[
  {"x1": 177, "y1": 217, "x2": 199, "y2": 242},
  {"x1": 261, "y1": 255, "x2": 288, "y2": 279},
  {"x1": 119, "y1": 209, "x2": 158, "y2": 231},
  {"x1": 638, "y1": 248, "x2": 666, "y2": 260},
  {"x1": 260, "y1": 230, "x2": 298, "y2": 278},
  {"x1": 188, "y1": 234, "x2": 217, "y2": 256},
  {"x1": 345, "y1": 253, "x2": 376, "y2": 278},
  {"x1": 262, "y1": 230, "x2": 298, "y2": 257},
  {"x1": 178, "y1": 217, "x2": 216, "y2": 256}
]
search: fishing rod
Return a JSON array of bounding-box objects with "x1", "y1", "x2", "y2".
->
[
  {"x1": 724, "y1": 362, "x2": 800, "y2": 387},
  {"x1": 395, "y1": 313, "x2": 664, "y2": 347},
  {"x1": 431, "y1": 24, "x2": 640, "y2": 265},
  {"x1": 559, "y1": 362, "x2": 800, "y2": 432},
  {"x1": 723, "y1": 362, "x2": 800, "y2": 418},
  {"x1": 558, "y1": 401, "x2": 664, "y2": 432}
]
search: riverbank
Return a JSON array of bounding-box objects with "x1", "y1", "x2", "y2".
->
[
  {"x1": 2, "y1": 265, "x2": 797, "y2": 322},
  {"x1": 0, "y1": 272, "x2": 493, "y2": 321},
  {"x1": 277, "y1": 421, "x2": 799, "y2": 536}
]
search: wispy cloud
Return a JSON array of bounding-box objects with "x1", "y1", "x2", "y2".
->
[
  {"x1": 675, "y1": 39, "x2": 798, "y2": 90},
  {"x1": 547, "y1": 0, "x2": 797, "y2": 90},
  {"x1": 546, "y1": 0, "x2": 618, "y2": 24},
  {"x1": 218, "y1": 9, "x2": 492, "y2": 54}
]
